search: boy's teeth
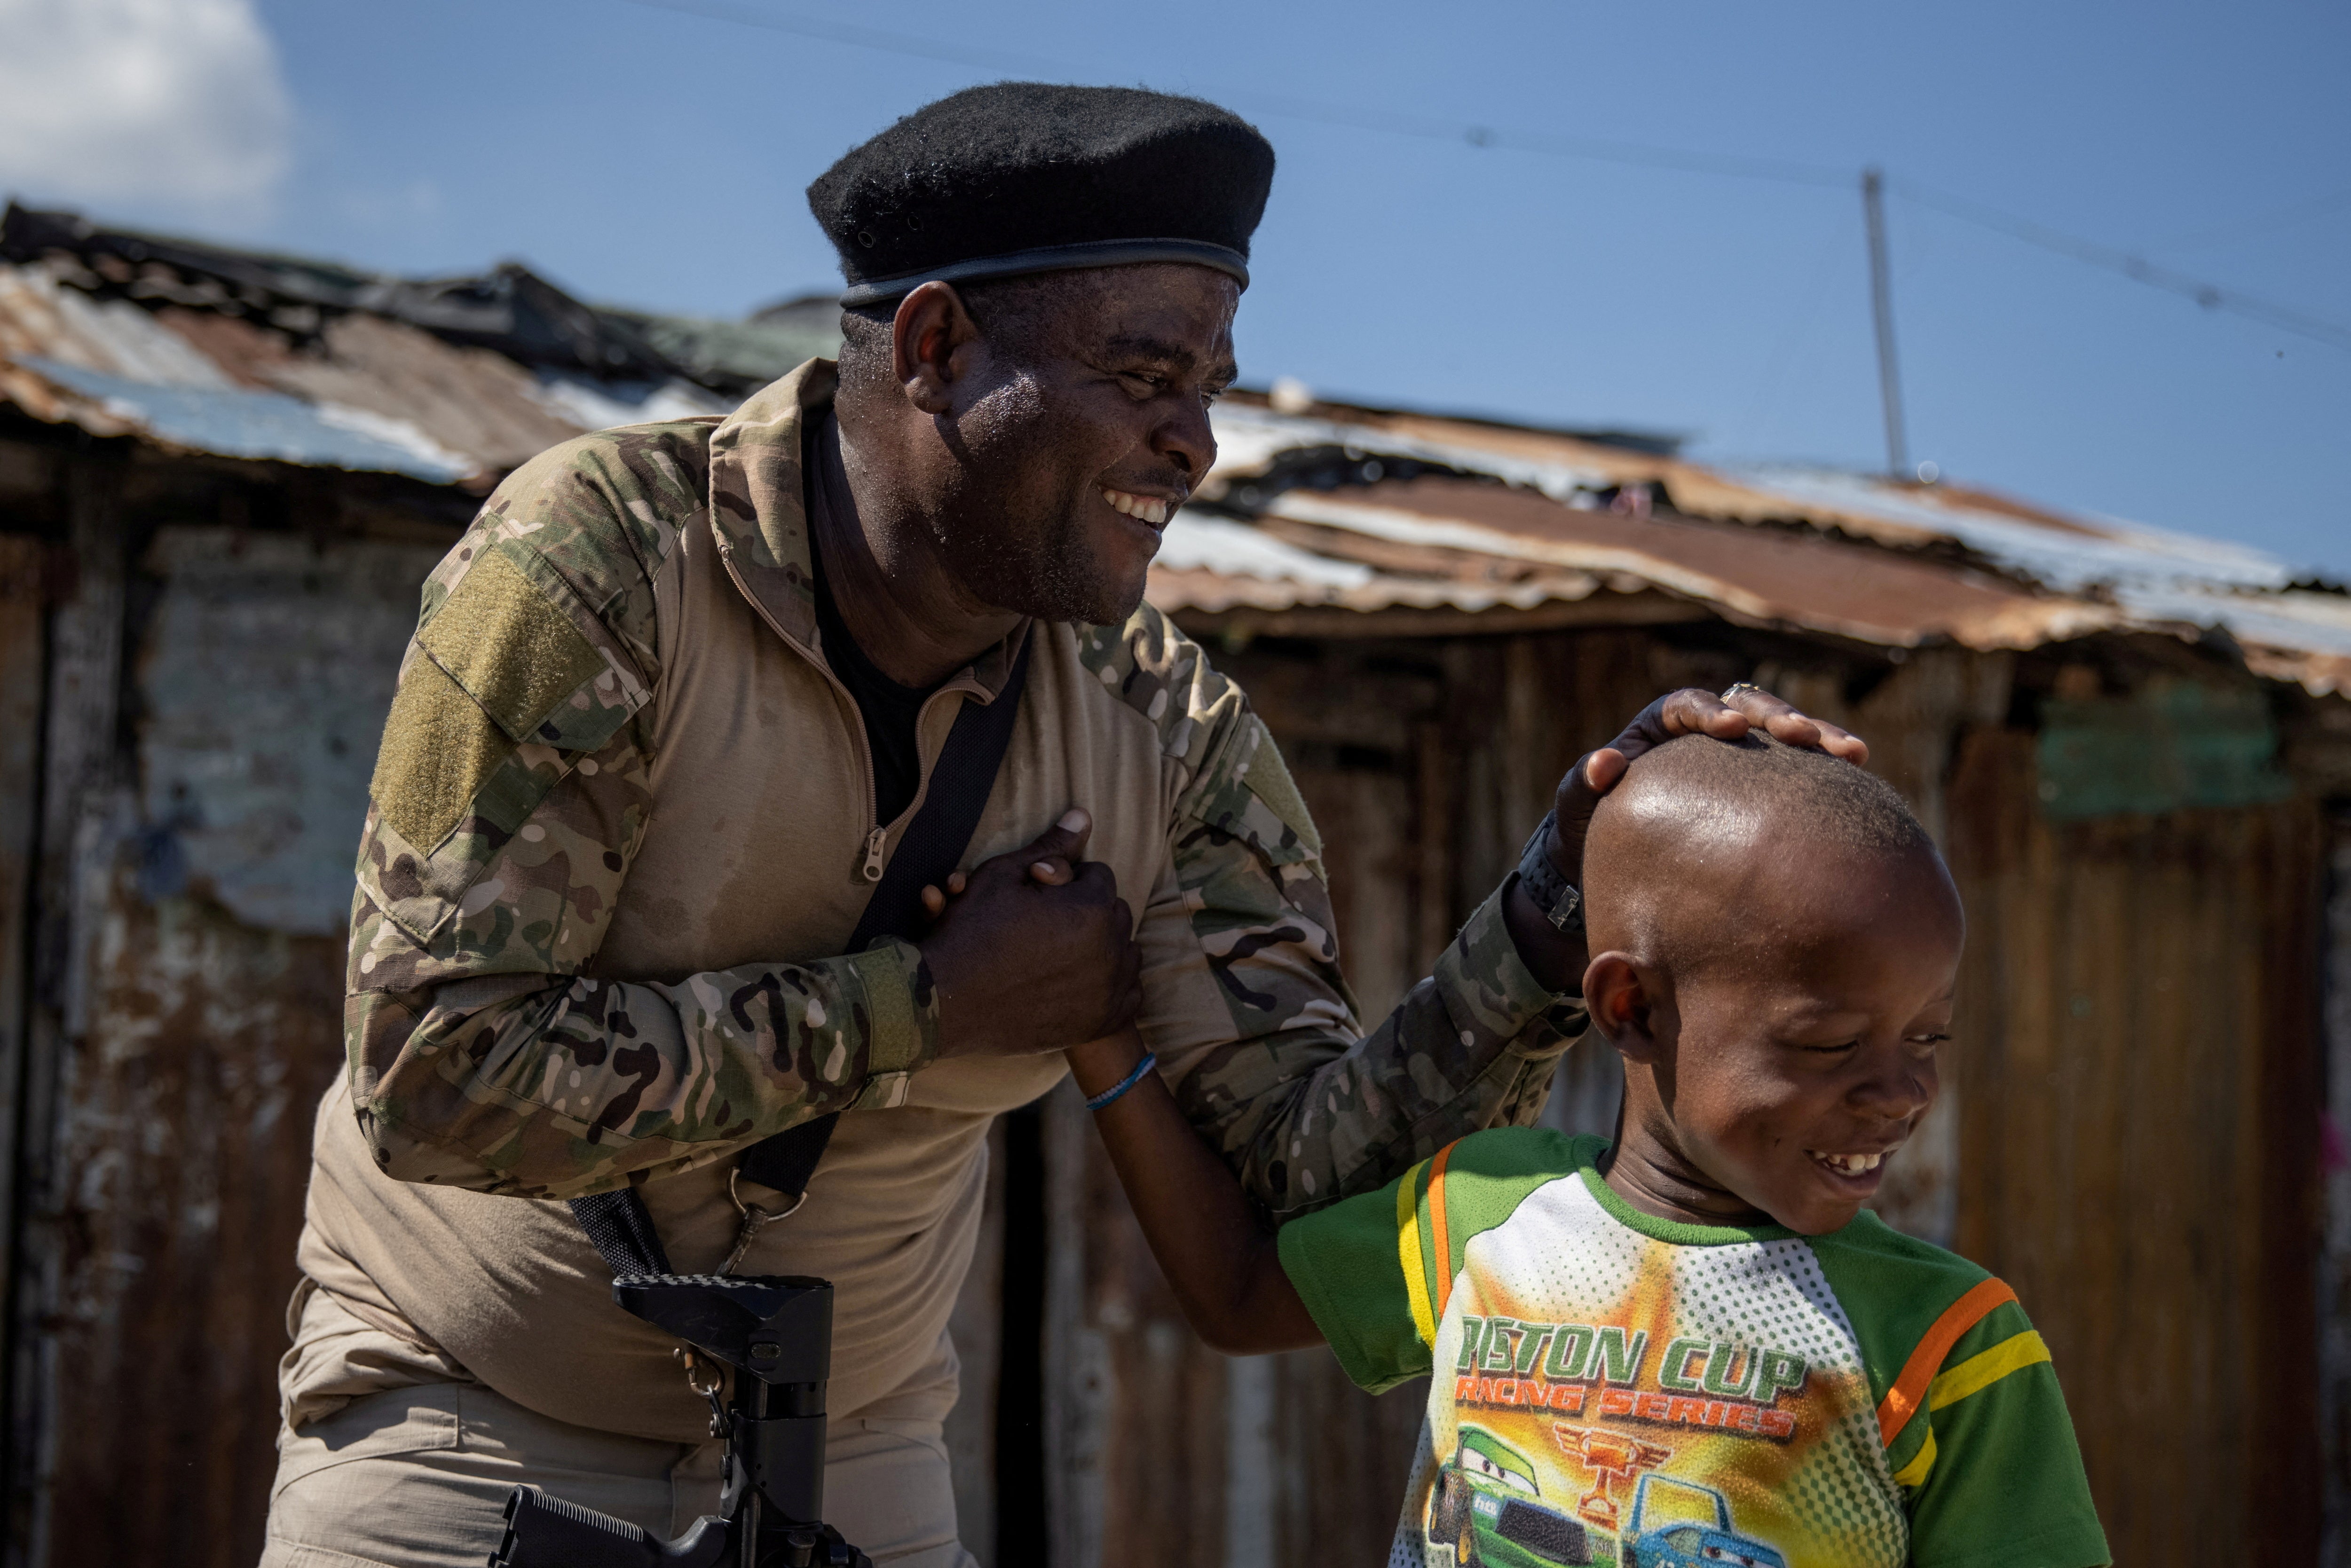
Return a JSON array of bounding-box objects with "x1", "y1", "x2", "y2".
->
[
  {"x1": 1102, "y1": 489, "x2": 1169, "y2": 525},
  {"x1": 1810, "y1": 1150, "x2": 1887, "y2": 1176}
]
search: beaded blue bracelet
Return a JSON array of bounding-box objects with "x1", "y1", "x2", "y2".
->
[{"x1": 1084, "y1": 1051, "x2": 1158, "y2": 1112}]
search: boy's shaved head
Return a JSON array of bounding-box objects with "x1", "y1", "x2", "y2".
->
[
  {"x1": 1584, "y1": 733, "x2": 1941, "y2": 975},
  {"x1": 1578, "y1": 730, "x2": 1962, "y2": 1236}
]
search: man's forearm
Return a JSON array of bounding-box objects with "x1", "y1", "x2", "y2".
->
[
  {"x1": 1179, "y1": 885, "x2": 1585, "y2": 1224},
  {"x1": 351, "y1": 938, "x2": 939, "y2": 1198}
]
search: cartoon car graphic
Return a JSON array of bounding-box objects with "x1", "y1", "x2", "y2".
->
[
  {"x1": 1620, "y1": 1475, "x2": 1788, "y2": 1568},
  {"x1": 1426, "y1": 1427, "x2": 1596, "y2": 1567}
]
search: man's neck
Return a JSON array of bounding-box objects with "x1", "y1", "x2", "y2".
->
[{"x1": 811, "y1": 412, "x2": 1024, "y2": 689}]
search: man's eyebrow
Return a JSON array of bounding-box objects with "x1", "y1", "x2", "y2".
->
[
  {"x1": 1100, "y1": 334, "x2": 1199, "y2": 369},
  {"x1": 1098, "y1": 336, "x2": 1238, "y2": 387}
]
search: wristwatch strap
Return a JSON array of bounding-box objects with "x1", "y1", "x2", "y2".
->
[{"x1": 1515, "y1": 811, "x2": 1585, "y2": 936}]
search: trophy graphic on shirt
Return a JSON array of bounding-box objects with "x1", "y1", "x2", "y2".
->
[{"x1": 1551, "y1": 1425, "x2": 1673, "y2": 1531}]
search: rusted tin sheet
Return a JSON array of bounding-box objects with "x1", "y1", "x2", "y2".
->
[
  {"x1": 21, "y1": 515, "x2": 442, "y2": 1568},
  {"x1": 175, "y1": 310, "x2": 586, "y2": 473},
  {"x1": 39, "y1": 883, "x2": 343, "y2": 1568},
  {"x1": 1262, "y1": 481, "x2": 2112, "y2": 651}
]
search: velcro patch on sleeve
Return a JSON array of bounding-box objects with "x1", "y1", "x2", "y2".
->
[
  {"x1": 416, "y1": 547, "x2": 607, "y2": 745},
  {"x1": 1186, "y1": 713, "x2": 1323, "y2": 867},
  {"x1": 1236, "y1": 721, "x2": 1322, "y2": 861},
  {"x1": 371, "y1": 654, "x2": 517, "y2": 853}
]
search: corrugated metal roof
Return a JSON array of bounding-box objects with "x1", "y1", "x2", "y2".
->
[
  {"x1": 0, "y1": 203, "x2": 772, "y2": 483},
  {"x1": 1, "y1": 205, "x2": 2342, "y2": 698},
  {"x1": 1172, "y1": 393, "x2": 2351, "y2": 696}
]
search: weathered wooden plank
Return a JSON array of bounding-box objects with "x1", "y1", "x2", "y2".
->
[
  {"x1": 945, "y1": 1115, "x2": 1007, "y2": 1566},
  {"x1": 10, "y1": 457, "x2": 126, "y2": 1568},
  {"x1": 2249, "y1": 802, "x2": 2323, "y2": 1553},
  {"x1": 0, "y1": 534, "x2": 46, "y2": 1312},
  {"x1": 2320, "y1": 816, "x2": 2351, "y2": 1560},
  {"x1": 1170, "y1": 592, "x2": 1707, "y2": 645},
  {"x1": 0, "y1": 525, "x2": 45, "y2": 1557},
  {"x1": 1945, "y1": 725, "x2": 2323, "y2": 1559}
]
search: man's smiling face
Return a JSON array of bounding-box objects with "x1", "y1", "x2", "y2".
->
[{"x1": 926, "y1": 262, "x2": 1238, "y2": 624}]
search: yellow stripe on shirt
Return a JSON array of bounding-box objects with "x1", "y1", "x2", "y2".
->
[
  {"x1": 1889, "y1": 1425, "x2": 1937, "y2": 1489},
  {"x1": 1397, "y1": 1166, "x2": 1436, "y2": 1348},
  {"x1": 1929, "y1": 1329, "x2": 2051, "y2": 1411},
  {"x1": 1887, "y1": 1331, "x2": 2047, "y2": 1491}
]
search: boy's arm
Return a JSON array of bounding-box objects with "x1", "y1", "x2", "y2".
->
[
  {"x1": 1066, "y1": 1032, "x2": 1324, "y2": 1355},
  {"x1": 1889, "y1": 1296, "x2": 2111, "y2": 1568}
]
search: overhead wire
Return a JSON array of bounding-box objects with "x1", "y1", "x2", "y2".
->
[
  {"x1": 1893, "y1": 179, "x2": 2351, "y2": 354},
  {"x1": 607, "y1": 0, "x2": 2351, "y2": 355}
]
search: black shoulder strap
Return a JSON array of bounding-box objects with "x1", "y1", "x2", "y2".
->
[{"x1": 568, "y1": 627, "x2": 1034, "y2": 1278}]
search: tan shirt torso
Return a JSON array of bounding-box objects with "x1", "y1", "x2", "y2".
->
[{"x1": 298, "y1": 498, "x2": 1215, "y2": 1439}]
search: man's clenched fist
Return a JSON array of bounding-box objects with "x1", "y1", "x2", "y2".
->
[{"x1": 921, "y1": 809, "x2": 1144, "y2": 1059}]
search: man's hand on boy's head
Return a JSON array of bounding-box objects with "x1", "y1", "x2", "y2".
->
[
  {"x1": 1545, "y1": 686, "x2": 1868, "y2": 883},
  {"x1": 1504, "y1": 685, "x2": 1866, "y2": 993}
]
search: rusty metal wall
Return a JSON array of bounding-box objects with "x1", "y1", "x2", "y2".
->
[{"x1": 5, "y1": 497, "x2": 447, "y2": 1568}]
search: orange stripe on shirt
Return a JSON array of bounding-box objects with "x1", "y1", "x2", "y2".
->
[
  {"x1": 1876, "y1": 1278, "x2": 2018, "y2": 1445},
  {"x1": 1427, "y1": 1140, "x2": 1463, "y2": 1319}
]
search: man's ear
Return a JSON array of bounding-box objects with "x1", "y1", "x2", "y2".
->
[
  {"x1": 1584, "y1": 951, "x2": 1667, "y2": 1065},
  {"x1": 892, "y1": 282, "x2": 985, "y2": 415}
]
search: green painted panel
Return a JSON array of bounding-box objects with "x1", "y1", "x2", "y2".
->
[{"x1": 2035, "y1": 679, "x2": 2291, "y2": 819}]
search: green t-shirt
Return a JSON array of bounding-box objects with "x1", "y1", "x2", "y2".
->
[{"x1": 1277, "y1": 1129, "x2": 2109, "y2": 1568}]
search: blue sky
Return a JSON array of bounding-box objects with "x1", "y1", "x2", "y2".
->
[{"x1": 5, "y1": 0, "x2": 2346, "y2": 575}]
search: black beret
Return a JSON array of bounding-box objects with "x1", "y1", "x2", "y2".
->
[{"x1": 808, "y1": 83, "x2": 1275, "y2": 307}]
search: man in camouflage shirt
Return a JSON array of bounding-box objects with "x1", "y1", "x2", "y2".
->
[{"x1": 261, "y1": 86, "x2": 1862, "y2": 1568}]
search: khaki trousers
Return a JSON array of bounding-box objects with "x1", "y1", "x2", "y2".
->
[{"x1": 258, "y1": 1381, "x2": 975, "y2": 1568}]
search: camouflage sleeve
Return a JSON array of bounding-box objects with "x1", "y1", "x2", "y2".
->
[
  {"x1": 1083, "y1": 610, "x2": 1584, "y2": 1226},
  {"x1": 348, "y1": 426, "x2": 938, "y2": 1200},
  {"x1": 1165, "y1": 714, "x2": 1586, "y2": 1222}
]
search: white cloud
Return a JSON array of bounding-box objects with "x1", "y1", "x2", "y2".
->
[{"x1": 0, "y1": 0, "x2": 293, "y2": 215}]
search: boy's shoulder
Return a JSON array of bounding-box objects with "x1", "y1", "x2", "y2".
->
[
  {"x1": 1424, "y1": 1126, "x2": 1600, "y2": 1233},
  {"x1": 1444, "y1": 1124, "x2": 1598, "y2": 1182},
  {"x1": 1807, "y1": 1212, "x2": 2005, "y2": 1342},
  {"x1": 1806, "y1": 1212, "x2": 2043, "y2": 1432}
]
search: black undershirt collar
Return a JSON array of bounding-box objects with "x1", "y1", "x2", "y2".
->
[{"x1": 806, "y1": 414, "x2": 940, "y2": 827}]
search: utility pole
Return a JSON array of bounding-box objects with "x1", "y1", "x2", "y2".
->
[{"x1": 1861, "y1": 166, "x2": 1909, "y2": 478}]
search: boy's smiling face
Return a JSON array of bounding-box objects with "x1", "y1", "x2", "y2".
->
[
  {"x1": 1579, "y1": 736, "x2": 1964, "y2": 1236},
  {"x1": 1622, "y1": 850, "x2": 1960, "y2": 1235}
]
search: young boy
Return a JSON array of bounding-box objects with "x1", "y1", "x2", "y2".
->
[{"x1": 1065, "y1": 731, "x2": 2109, "y2": 1568}]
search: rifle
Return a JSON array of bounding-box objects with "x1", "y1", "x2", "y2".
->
[{"x1": 490, "y1": 1273, "x2": 870, "y2": 1568}]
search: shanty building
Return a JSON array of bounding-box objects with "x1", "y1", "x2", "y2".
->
[{"x1": 0, "y1": 204, "x2": 2346, "y2": 1567}]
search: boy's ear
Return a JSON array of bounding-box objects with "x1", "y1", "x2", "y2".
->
[{"x1": 1584, "y1": 951, "x2": 1666, "y2": 1065}]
